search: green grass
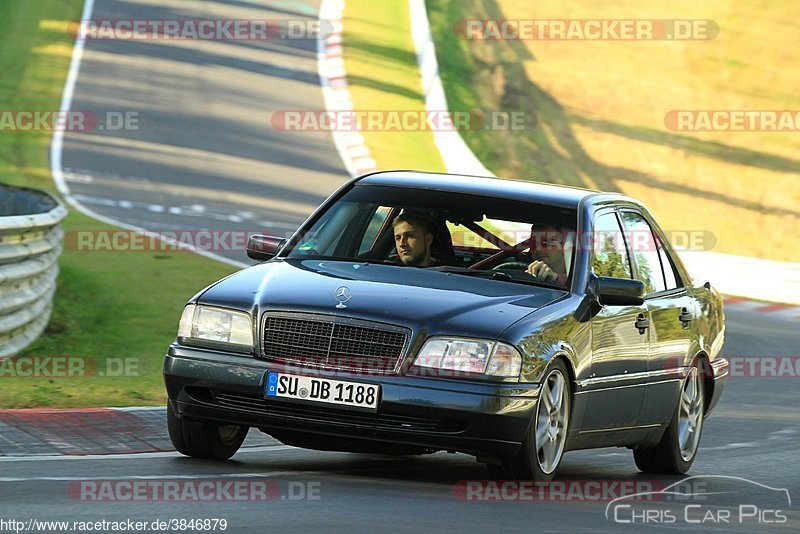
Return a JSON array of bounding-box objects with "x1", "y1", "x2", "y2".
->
[
  {"x1": 424, "y1": 0, "x2": 800, "y2": 262},
  {"x1": 345, "y1": 0, "x2": 800, "y2": 262},
  {"x1": 0, "y1": 1, "x2": 235, "y2": 407},
  {"x1": 342, "y1": 0, "x2": 446, "y2": 172}
]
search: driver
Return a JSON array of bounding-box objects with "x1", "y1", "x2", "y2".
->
[
  {"x1": 526, "y1": 225, "x2": 570, "y2": 286},
  {"x1": 392, "y1": 213, "x2": 439, "y2": 267}
]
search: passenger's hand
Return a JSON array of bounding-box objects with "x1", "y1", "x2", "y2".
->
[{"x1": 527, "y1": 260, "x2": 558, "y2": 283}]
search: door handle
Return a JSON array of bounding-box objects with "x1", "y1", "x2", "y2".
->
[
  {"x1": 635, "y1": 313, "x2": 650, "y2": 334},
  {"x1": 679, "y1": 307, "x2": 693, "y2": 324}
]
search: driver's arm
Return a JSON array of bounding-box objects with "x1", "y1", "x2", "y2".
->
[{"x1": 527, "y1": 260, "x2": 567, "y2": 285}]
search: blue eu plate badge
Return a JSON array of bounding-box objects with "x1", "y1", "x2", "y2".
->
[{"x1": 266, "y1": 372, "x2": 278, "y2": 396}]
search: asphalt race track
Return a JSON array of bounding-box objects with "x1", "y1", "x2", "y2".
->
[
  {"x1": 3, "y1": 0, "x2": 797, "y2": 532},
  {"x1": 1, "y1": 306, "x2": 798, "y2": 532},
  {"x1": 60, "y1": 0, "x2": 345, "y2": 263}
]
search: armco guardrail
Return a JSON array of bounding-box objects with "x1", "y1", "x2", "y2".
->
[{"x1": 0, "y1": 185, "x2": 67, "y2": 358}]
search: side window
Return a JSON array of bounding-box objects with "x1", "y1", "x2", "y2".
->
[
  {"x1": 358, "y1": 206, "x2": 391, "y2": 254},
  {"x1": 592, "y1": 212, "x2": 633, "y2": 278},
  {"x1": 620, "y1": 211, "x2": 666, "y2": 294},
  {"x1": 657, "y1": 237, "x2": 681, "y2": 290}
]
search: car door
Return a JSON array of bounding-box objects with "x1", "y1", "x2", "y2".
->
[
  {"x1": 618, "y1": 210, "x2": 692, "y2": 426},
  {"x1": 581, "y1": 209, "x2": 649, "y2": 431}
]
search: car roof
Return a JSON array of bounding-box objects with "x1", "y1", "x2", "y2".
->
[{"x1": 356, "y1": 170, "x2": 603, "y2": 208}]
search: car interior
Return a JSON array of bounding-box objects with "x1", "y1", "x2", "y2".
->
[{"x1": 359, "y1": 207, "x2": 574, "y2": 286}]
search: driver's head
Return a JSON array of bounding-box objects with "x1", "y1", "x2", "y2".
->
[
  {"x1": 530, "y1": 225, "x2": 568, "y2": 274},
  {"x1": 393, "y1": 213, "x2": 435, "y2": 267}
]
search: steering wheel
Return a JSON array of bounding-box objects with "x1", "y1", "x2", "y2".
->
[{"x1": 492, "y1": 261, "x2": 530, "y2": 271}]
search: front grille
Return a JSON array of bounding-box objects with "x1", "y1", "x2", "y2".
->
[
  {"x1": 261, "y1": 314, "x2": 408, "y2": 374},
  {"x1": 212, "y1": 392, "x2": 445, "y2": 432}
]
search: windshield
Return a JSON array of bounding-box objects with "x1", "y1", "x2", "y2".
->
[{"x1": 286, "y1": 184, "x2": 577, "y2": 288}]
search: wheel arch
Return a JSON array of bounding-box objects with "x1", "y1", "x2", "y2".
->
[
  {"x1": 693, "y1": 350, "x2": 713, "y2": 415},
  {"x1": 535, "y1": 351, "x2": 578, "y2": 431}
]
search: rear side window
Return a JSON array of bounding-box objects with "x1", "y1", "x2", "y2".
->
[
  {"x1": 620, "y1": 211, "x2": 666, "y2": 294},
  {"x1": 657, "y1": 236, "x2": 682, "y2": 290},
  {"x1": 592, "y1": 212, "x2": 632, "y2": 279}
]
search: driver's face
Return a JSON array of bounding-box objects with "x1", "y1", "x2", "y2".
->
[
  {"x1": 530, "y1": 226, "x2": 566, "y2": 272},
  {"x1": 394, "y1": 221, "x2": 433, "y2": 266}
]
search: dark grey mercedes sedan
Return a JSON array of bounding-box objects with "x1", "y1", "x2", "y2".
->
[{"x1": 163, "y1": 171, "x2": 728, "y2": 480}]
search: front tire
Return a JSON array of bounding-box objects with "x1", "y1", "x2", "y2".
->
[
  {"x1": 167, "y1": 402, "x2": 248, "y2": 460},
  {"x1": 634, "y1": 361, "x2": 705, "y2": 474},
  {"x1": 489, "y1": 359, "x2": 571, "y2": 480}
]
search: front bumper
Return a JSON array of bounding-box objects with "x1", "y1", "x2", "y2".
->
[{"x1": 164, "y1": 344, "x2": 539, "y2": 460}]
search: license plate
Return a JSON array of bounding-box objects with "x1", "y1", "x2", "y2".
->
[{"x1": 265, "y1": 372, "x2": 379, "y2": 411}]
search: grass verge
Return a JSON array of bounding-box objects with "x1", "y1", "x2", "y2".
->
[
  {"x1": 342, "y1": 0, "x2": 446, "y2": 172},
  {"x1": 425, "y1": 0, "x2": 800, "y2": 262},
  {"x1": 0, "y1": 1, "x2": 235, "y2": 407}
]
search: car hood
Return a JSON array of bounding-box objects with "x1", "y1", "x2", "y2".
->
[{"x1": 198, "y1": 259, "x2": 567, "y2": 340}]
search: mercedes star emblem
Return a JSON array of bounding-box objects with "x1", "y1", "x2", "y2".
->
[{"x1": 334, "y1": 286, "x2": 352, "y2": 309}]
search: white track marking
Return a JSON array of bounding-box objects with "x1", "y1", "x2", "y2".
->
[
  {"x1": 317, "y1": 0, "x2": 376, "y2": 178},
  {"x1": 70, "y1": 193, "x2": 297, "y2": 227},
  {"x1": 50, "y1": 0, "x2": 246, "y2": 269},
  {"x1": 108, "y1": 406, "x2": 166, "y2": 412},
  {"x1": 0, "y1": 469, "x2": 316, "y2": 482},
  {"x1": 0, "y1": 445, "x2": 297, "y2": 463}
]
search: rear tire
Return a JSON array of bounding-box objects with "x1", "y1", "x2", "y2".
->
[
  {"x1": 634, "y1": 361, "x2": 705, "y2": 474},
  {"x1": 487, "y1": 359, "x2": 571, "y2": 480},
  {"x1": 167, "y1": 402, "x2": 248, "y2": 460}
]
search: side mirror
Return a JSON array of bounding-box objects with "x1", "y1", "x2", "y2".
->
[
  {"x1": 593, "y1": 276, "x2": 645, "y2": 306},
  {"x1": 247, "y1": 234, "x2": 286, "y2": 261}
]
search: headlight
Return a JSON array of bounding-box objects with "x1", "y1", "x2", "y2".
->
[
  {"x1": 177, "y1": 304, "x2": 253, "y2": 349},
  {"x1": 411, "y1": 337, "x2": 522, "y2": 379}
]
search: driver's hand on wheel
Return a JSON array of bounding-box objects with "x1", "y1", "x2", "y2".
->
[{"x1": 527, "y1": 260, "x2": 558, "y2": 283}]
